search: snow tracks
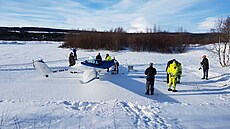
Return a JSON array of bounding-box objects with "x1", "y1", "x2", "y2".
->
[{"x1": 63, "y1": 100, "x2": 169, "y2": 129}]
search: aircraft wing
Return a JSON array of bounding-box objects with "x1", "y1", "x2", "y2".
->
[{"x1": 33, "y1": 59, "x2": 103, "y2": 84}]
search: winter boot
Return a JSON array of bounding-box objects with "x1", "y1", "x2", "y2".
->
[
  {"x1": 145, "y1": 90, "x2": 149, "y2": 95},
  {"x1": 150, "y1": 89, "x2": 154, "y2": 95}
]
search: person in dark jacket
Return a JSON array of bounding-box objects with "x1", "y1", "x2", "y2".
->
[
  {"x1": 112, "y1": 58, "x2": 119, "y2": 74},
  {"x1": 145, "y1": 63, "x2": 157, "y2": 95},
  {"x1": 69, "y1": 52, "x2": 75, "y2": 66},
  {"x1": 200, "y1": 55, "x2": 209, "y2": 80},
  {"x1": 95, "y1": 53, "x2": 102, "y2": 65}
]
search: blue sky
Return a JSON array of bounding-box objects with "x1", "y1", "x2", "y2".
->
[{"x1": 0, "y1": 0, "x2": 229, "y2": 33}]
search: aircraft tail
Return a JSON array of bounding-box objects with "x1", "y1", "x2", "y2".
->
[{"x1": 33, "y1": 60, "x2": 52, "y2": 77}]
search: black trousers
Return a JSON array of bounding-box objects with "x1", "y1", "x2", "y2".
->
[
  {"x1": 203, "y1": 69, "x2": 208, "y2": 79},
  {"x1": 146, "y1": 81, "x2": 154, "y2": 94}
]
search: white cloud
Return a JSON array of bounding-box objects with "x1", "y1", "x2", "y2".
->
[
  {"x1": 106, "y1": 0, "x2": 203, "y2": 32},
  {"x1": 198, "y1": 17, "x2": 217, "y2": 30},
  {"x1": 0, "y1": 0, "x2": 225, "y2": 32},
  {"x1": 129, "y1": 17, "x2": 149, "y2": 32}
]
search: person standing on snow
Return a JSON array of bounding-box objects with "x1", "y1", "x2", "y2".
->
[
  {"x1": 68, "y1": 52, "x2": 75, "y2": 66},
  {"x1": 95, "y1": 53, "x2": 102, "y2": 65},
  {"x1": 112, "y1": 58, "x2": 119, "y2": 74},
  {"x1": 167, "y1": 60, "x2": 178, "y2": 92},
  {"x1": 145, "y1": 63, "x2": 157, "y2": 95},
  {"x1": 105, "y1": 54, "x2": 112, "y2": 72},
  {"x1": 200, "y1": 55, "x2": 209, "y2": 80},
  {"x1": 72, "y1": 48, "x2": 77, "y2": 60},
  {"x1": 166, "y1": 59, "x2": 177, "y2": 83},
  {"x1": 176, "y1": 61, "x2": 182, "y2": 83}
]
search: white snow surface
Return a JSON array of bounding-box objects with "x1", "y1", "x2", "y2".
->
[{"x1": 0, "y1": 41, "x2": 230, "y2": 129}]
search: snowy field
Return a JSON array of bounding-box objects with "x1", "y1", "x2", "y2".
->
[{"x1": 0, "y1": 41, "x2": 230, "y2": 129}]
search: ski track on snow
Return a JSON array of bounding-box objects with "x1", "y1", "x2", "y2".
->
[
  {"x1": 117, "y1": 101, "x2": 168, "y2": 128},
  {"x1": 0, "y1": 99, "x2": 170, "y2": 128},
  {"x1": 61, "y1": 100, "x2": 169, "y2": 128},
  {"x1": 1, "y1": 42, "x2": 230, "y2": 128}
]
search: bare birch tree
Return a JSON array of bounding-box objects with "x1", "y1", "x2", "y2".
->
[{"x1": 211, "y1": 16, "x2": 230, "y2": 67}]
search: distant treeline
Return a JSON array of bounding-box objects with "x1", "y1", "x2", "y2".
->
[
  {"x1": 62, "y1": 29, "x2": 218, "y2": 53},
  {"x1": 0, "y1": 27, "x2": 70, "y2": 41},
  {"x1": 0, "y1": 27, "x2": 219, "y2": 53}
]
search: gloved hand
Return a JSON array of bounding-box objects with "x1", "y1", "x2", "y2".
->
[{"x1": 199, "y1": 67, "x2": 202, "y2": 70}]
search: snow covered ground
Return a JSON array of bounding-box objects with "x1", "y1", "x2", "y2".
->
[{"x1": 0, "y1": 41, "x2": 230, "y2": 129}]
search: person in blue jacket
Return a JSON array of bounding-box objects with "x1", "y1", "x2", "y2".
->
[{"x1": 72, "y1": 48, "x2": 77, "y2": 60}]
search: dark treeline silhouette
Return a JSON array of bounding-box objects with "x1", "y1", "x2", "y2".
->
[
  {"x1": 63, "y1": 31, "x2": 128, "y2": 51},
  {"x1": 0, "y1": 27, "x2": 71, "y2": 41},
  {"x1": 0, "y1": 27, "x2": 70, "y2": 33},
  {"x1": 62, "y1": 29, "x2": 218, "y2": 53},
  {"x1": 0, "y1": 27, "x2": 219, "y2": 53}
]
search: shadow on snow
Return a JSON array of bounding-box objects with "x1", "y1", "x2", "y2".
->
[
  {"x1": 171, "y1": 73, "x2": 230, "y2": 96},
  {"x1": 100, "y1": 66, "x2": 179, "y2": 103}
]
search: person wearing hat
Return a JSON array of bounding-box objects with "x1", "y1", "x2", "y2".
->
[
  {"x1": 200, "y1": 55, "x2": 209, "y2": 80},
  {"x1": 145, "y1": 63, "x2": 157, "y2": 95}
]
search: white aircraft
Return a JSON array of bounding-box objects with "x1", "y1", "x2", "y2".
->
[{"x1": 33, "y1": 58, "x2": 117, "y2": 83}]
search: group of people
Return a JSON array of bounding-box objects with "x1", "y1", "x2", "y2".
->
[
  {"x1": 95, "y1": 53, "x2": 119, "y2": 73},
  {"x1": 144, "y1": 55, "x2": 209, "y2": 95},
  {"x1": 68, "y1": 50, "x2": 119, "y2": 73},
  {"x1": 68, "y1": 48, "x2": 209, "y2": 95},
  {"x1": 95, "y1": 53, "x2": 112, "y2": 64}
]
